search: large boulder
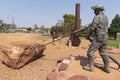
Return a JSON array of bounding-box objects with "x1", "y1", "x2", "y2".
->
[{"x1": 0, "y1": 43, "x2": 46, "y2": 69}]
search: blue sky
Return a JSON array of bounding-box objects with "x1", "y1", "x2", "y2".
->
[{"x1": 0, "y1": 0, "x2": 120, "y2": 28}]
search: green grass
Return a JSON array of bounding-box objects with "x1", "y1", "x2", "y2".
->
[
  {"x1": 108, "y1": 39, "x2": 119, "y2": 48},
  {"x1": 40, "y1": 35, "x2": 52, "y2": 40},
  {"x1": 40, "y1": 36, "x2": 119, "y2": 48},
  {"x1": 81, "y1": 37, "x2": 119, "y2": 48}
]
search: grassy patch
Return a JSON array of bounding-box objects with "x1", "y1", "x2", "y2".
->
[
  {"x1": 40, "y1": 35, "x2": 52, "y2": 40},
  {"x1": 108, "y1": 39, "x2": 119, "y2": 48},
  {"x1": 81, "y1": 37, "x2": 119, "y2": 48}
]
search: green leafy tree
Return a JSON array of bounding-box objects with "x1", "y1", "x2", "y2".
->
[
  {"x1": 108, "y1": 14, "x2": 120, "y2": 39},
  {"x1": 50, "y1": 26, "x2": 55, "y2": 36},
  {"x1": 0, "y1": 20, "x2": 3, "y2": 32},
  {"x1": 26, "y1": 27, "x2": 32, "y2": 32},
  {"x1": 63, "y1": 14, "x2": 75, "y2": 31},
  {"x1": 0, "y1": 19, "x2": 16, "y2": 32}
]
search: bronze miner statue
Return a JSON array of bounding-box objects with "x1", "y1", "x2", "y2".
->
[{"x1": 82, "y1": 4, "x2": 111, "y2": 73}]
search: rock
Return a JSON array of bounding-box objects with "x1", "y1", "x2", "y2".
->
[
  {"x1": 57, "y1": 56, "x2": 72, "y2": 64},
  {"x1": 59, "y1": 63, "x2": 68, "y2": 71},
  {"x1": 67, "y1": 75, "x2": 88, "y2": 80},
  {"x1": 62, "y1": 59, "x2": 71, "y2": 64},
  {"x1": 47, "y1": 70, "x2": 66, "y2": 80},
  {"x1": 47, "y1": 71, "x2": 61, "y2": 80}
]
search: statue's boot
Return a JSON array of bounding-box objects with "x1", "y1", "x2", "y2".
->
[
  {"x1": 101, "y1": 55, "x2": 111, "y2": 73},
  {"x1": 83, "y1": 56, "x2": 94, "y2": 72}
]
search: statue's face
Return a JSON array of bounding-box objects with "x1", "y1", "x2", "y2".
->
[{"x1": 94, "y1": 9, "x2": 99, "y2": 15}]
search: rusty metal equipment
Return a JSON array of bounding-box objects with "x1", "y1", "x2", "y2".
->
[
  {"x1": 71, "y1": 3, "x2": 81, "y2": 46},
  {"x1": 52, "y1": 3, "x2": 81, "y2": 46}
]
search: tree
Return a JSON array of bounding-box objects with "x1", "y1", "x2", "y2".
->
[
  {"x1": 0, "y1": 19, "x2": 3, "y2": 31},
  {"x1": 26, "y1": 27, "x2": 32, "y2": 32},
  {"x1": 0, "y1": 19, "x2": 16, "y2": 32},
  {"x1": 63, "y1": 14, "x2": 75, "y2": 30},
  {"x1": 40, "y1": 25, "x2": 45, "y2": 34},
  {"x1": 50, "y1": 26, "x2": 55, "y2": 36},
  {"x1": 0, "y1": 19, "x2": 3, "y2": 25},
  {"x1": 56, "y1": 20, "x2": 64, "y2": 32},
  {"x1": 11, "y1": 24, "x2": 16, "y2": 29},
  {"x1": 108, "y1": 14, "x2": 120, "y2": 39}
]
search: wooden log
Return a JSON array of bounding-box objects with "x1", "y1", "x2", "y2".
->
[{"x1": 0, "y1": 44, "x2": 46, "y2": 69}]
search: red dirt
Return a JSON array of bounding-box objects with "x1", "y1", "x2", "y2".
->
[{"x1": 0, "y1": 33, "x2": 120, "y2": 80}]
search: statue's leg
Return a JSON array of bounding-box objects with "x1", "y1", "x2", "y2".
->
[
  {"x1": 99, "y1": 44, "x2": 111, "y2": 73},
  {"x1": 83, "y1": 41, "x2": 100, "y2": 71},
  {"x1": 83, "y1": 51, "x2": 95, "y2": 71}
]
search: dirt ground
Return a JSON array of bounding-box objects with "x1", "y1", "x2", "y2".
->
[{"x1": 0, "y1": 33, "x2": 120, "y2": 80}]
